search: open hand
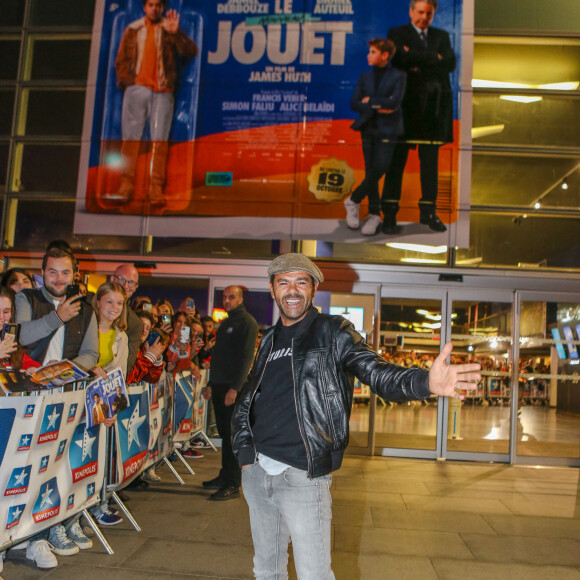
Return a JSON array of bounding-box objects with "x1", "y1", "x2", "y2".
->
[
  {"x1": 428, "y1": 342, "x2": 481, "y2": 400},
  {"x1": 163, "y1": 9, "x2": 180, "y2": 34}
]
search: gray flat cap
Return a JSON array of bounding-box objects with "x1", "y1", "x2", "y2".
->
[{"x1": 267, "y1": 253, "x2": 324, "y2": 283}]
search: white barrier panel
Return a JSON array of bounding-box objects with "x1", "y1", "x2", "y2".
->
[
  {"x1": 192, "y1": 370, "x2": 208, "y2": 433},
  {"x1": 0, "y1": 391, "x2": 105, "y2": 546}
]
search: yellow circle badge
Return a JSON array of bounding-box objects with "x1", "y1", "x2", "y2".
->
[{"x1": 307, "y1": 157, "x2": 356, "y2": 203}]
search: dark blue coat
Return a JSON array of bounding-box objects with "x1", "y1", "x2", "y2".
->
[
  {"x1": 388, "y1": 23, "x2": 456, "y2": 143},
  {"x1": 350, "y1": 65, "x2": 406, "y2": 138}
]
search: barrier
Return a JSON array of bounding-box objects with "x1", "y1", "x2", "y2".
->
[
  {"x1": 0, "y1": 389, "x2": 106, "y2": 550},
  {"x1": 0, "y1": 367, "x2": 211, "y2": 556}
]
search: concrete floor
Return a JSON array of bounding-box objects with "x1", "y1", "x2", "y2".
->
[{"x1": 3, "y1": 450, "x2": 579, "y2": 579}]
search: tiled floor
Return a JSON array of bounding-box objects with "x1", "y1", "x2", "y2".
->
[{"x1": 3, "y1": 451, "x2": 579, "y2": 579}]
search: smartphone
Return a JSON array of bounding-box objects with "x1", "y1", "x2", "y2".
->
[
  {"x1": 142, "y1": 302, "x2": 153, "y2": 312},
  {"x1": 161, "y1": 313, "x2": 172, "y2": 326},
  {"x1": 147, "y1": 330, "x2": 161, "y2": 347},
  {"x1": 180, "y1": 326, "x2": 191, "y2": 343},
  {"x1": 1, "y1": 323, "x2": 20, "y2": 343},
  {"x1": 186, "y1": 299, "x2": 195, "y2": 309},
  {"x1": 65, "y1": 284, "x2": 80, "y2": 302}
]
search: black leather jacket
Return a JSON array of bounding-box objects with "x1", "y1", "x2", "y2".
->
[{"x1": 232, "y1": 308, "x2": 431, "y2": 478}]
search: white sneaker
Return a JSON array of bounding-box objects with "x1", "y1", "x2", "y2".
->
[
  {"x1": 142, "y1": 467, "x2": 161, "y2": 483},
  {"x1": 344, "y1": 197, "x2": 360, "y2": 229},
  {"x1": 25, "y1": 540, "x2": 58, "y2": 569},
  {"x1": 361, "y1": 214, "x2": 382, "y2": 235}
]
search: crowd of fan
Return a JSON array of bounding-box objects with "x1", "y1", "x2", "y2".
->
[{"x1": 0, "y1": 242, "x2": 218, "y2": 572}]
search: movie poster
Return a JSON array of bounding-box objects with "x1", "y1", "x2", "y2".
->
[{"x1": 76, "y1": 0, "x2": 472, "y2": 244}]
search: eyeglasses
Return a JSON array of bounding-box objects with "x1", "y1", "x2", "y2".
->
[{"x1": 114, "y1": 275, "x2": 138, "y2": 289}]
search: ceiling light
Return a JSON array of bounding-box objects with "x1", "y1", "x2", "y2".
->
[
  {"x1": 472, "y1": 124, "x2": 505, "y2": 139},
  {"x1": 473, "y1": 79, "x2": 579, "y2": 91},
  {"x1": 538, "y1": 81, "x2": 579, "y2": 90},
  {"x1": 416, "y1": 309, "x2": 441, "y2": 321},
  {"x1": 500, "y1": 95, "x2": 542, "y2": 104},
  {"x1": 561, "y1": 178, "x2": 568, "y2": 190},
  {"x1": 400, "y1": 258, "x2": 446, "y2": 264},
  {"x1": 472, "y1": 79, "x2": 530, "y2": 89},
  {"x1": 387, "y1": 243, "x2": 447, "y2": 254},
  {"x1": 534, "y1": 202, "x2": 541, "y2": 209}
]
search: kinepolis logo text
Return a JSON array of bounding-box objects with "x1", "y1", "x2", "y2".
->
[
  {"x1": 38, "y1": 403, "x2": 64, "y2": 444},
  {"x1": 6, "y1": 503, "x2": 25, "y2": 530},
  {"x1": 32, "y1": 477, "x2": 61, "y2": 524},
  {"x1": 117, "y1": 391, "x2": 150, "y2": 482},
  {"x1": 69, "y1": 422, "x2": 100, "y2": 483},
  {"x1": 4, "y1": 465, "x2": 32, "y2": 496}
]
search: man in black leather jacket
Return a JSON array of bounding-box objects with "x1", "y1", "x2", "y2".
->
[{"x1": 232, "y1": 253, "x2": 480, "y2": 579}]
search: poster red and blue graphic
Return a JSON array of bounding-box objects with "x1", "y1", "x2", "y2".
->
[
  {"x1": 116, "y1": 389, "x2": 151, "y2": 483},
  {"x1": 38, "y1": 403, "x2": 64, "y2": 444},
  {"x1": 174, "y1": 372, "x2": 194, "y2": 440},
  {"x1": 6, "y1": 504, "x2": 25, "y2": 530},
  {"x1": 76, "y1": 0, "x2": 472, "y2": 246},
  {"x1": 32, "y1": 477, "x2": 61, "y2": 524},
  {"x1": 69, "y1": 422, "x2": 101, "y2": 483},
  {"x1": 4, "y1": 465, "x2": 32, "y2": 496}
]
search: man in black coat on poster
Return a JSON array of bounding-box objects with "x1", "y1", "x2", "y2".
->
[{"x1": 383, "y1": 0, "x2": 456, "y2": 233}]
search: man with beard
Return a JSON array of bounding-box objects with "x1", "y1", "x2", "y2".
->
[
  {"x1": 232, "y1": 253, "x2": 481, "y2": 579},
  {"x1": 16, "y1": 247, "x2": 99, "y2": 371},
  {"x1": 14, "y1": 247, "x2": 99, "y2": 568},
  {"x1": 202, "y1": 285, "x2": 258, "y2": 500}
]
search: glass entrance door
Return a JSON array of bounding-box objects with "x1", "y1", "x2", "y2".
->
[
  {"x1": 445, "y1": 291, "x2": 514, "y2": 461},
  {"x1": 375, "y1": 289, "x2": 445, "y2": 458},
  {"x1": 516, "y1": 294, "x2": 580, "y2": 465}
]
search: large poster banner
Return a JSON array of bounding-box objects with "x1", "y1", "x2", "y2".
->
[
  {"x1": 0, "y1": 392, "x2": 105, "y2": 546},
  {"x1": 76, "y1": 0, "x2": 472, "y2": 245}
]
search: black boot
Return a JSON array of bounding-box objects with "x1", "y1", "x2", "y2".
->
[
  {"x1": 382, "y1": 212, "x2": 401, "y2": 235},
  {"x1": 419, "y1": 207, "x2": 447, "y2": 232}
]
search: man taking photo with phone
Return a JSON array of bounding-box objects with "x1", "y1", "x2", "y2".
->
[
  {"x1": 15, "y1": 247, "x2": 99, "y2": 371},
  {"x1": 14, "y1": 246, "x2": 99, "y2": 567}
]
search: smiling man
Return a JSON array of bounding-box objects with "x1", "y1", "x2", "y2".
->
[
  {"x1": 16, "y1": 247, "x2": 99, "y2": 371},
  {"x1": 232, "y1": 253, "x2": 481, "y2": 579}
]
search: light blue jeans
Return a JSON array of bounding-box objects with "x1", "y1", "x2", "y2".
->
[
  {"x1": 121, "y1": 84, "x2": 174, "y2": 141},
  {"x1": 242, "y1": 462, "x2": 335, "y2": 580}
]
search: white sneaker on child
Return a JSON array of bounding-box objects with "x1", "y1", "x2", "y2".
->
[
  {"x1": 361, "y1": 214, "x2": 382, "y2": 236},
  {"x1": 25, "y1": 540, "x2": 58, "y2": 569},
  {"x1": 344, "y1": 197, "x2": 360, "y2": 229}
]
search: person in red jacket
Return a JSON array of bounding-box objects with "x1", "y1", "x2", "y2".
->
[{"x1": 127, "y1": 310, "x2": 168, "y2": 384}]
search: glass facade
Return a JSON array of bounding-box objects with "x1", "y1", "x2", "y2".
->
[{"x1": 0, "y1": 0, "x2": 577, "y2": 267}]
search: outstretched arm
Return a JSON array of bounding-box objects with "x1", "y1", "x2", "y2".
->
[{"x1": 429, "y1": 342, "x2": 481, "y2": 400}]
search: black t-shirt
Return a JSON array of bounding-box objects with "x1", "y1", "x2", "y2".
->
[{"x1": 252, "y1": 318, "x2": 308, "y2": 470}]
